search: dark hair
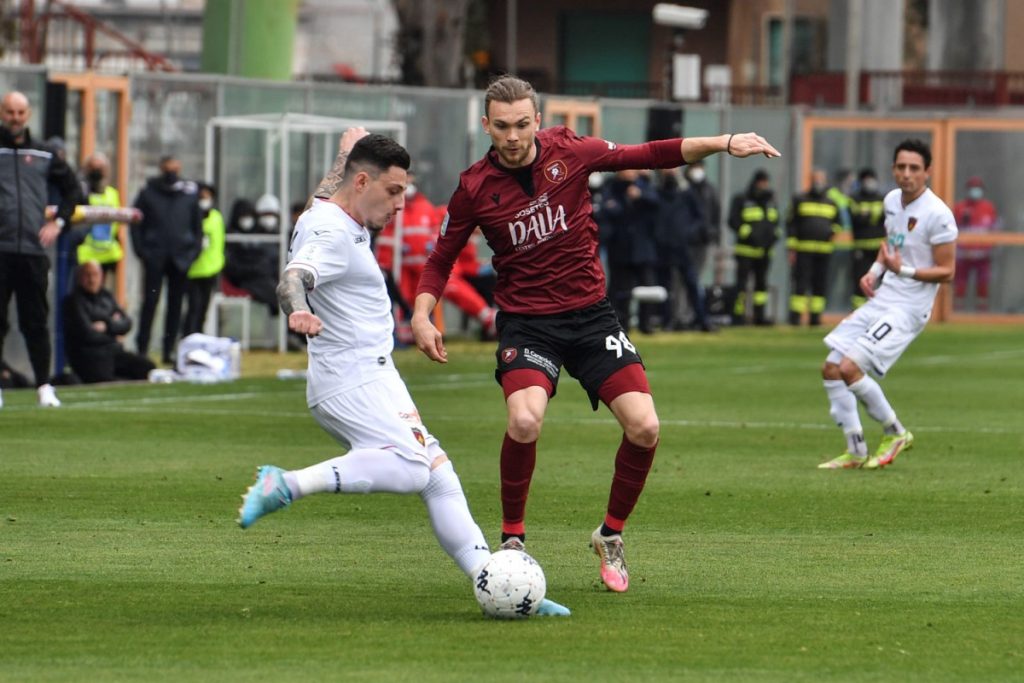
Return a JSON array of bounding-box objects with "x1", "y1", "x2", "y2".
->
[
  {"x1": 893, "y1": 139, "x2": 931, "y2": 168},
  {"x1": 485, "y1": 75, "x2": 539, "y2": 117},
  {"x1": 198, "y1": 181, "x2": 216, "y2": 197},
  {"x1": 343, "y1": 134, "x2": 410, "y2": 180},
  {"x1": 857, "y1": 168, "x2": 876, "y2": 182}
]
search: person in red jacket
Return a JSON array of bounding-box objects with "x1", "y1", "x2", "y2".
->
[
  {"x1": 381, "y1": 173, "x2": 496, "y2": 336},
  {"x1": 952, "y1": 176, "x2": 1000, "y2": 310}
]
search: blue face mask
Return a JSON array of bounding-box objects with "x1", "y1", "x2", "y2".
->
[{"x1": 968, "y1": 187, "x2": 984, "y2": 200}]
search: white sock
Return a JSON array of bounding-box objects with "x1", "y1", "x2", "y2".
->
[
  {"x1": 419, "y1": 460, "x2": 491, "y2": 578},
  {"x1": 847, "y1": 376, "x2": 903, "y2": 434},
  {"x1": 285, "y1": 448, "x2": 430, "y2": 500},
  {"x1": 824, "y1": 379, "x2": 866, "y2": 456}
]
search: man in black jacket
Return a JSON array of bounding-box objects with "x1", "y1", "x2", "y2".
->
[
  {"x1": 131, "y1": 155, "x2": 202, "y2": 364},
  {"x1": 0, "y1": 91, "x2": 82, "y2": 409},
  {"x1": 64, "y1": 260, "x2": 154, "y2": 383}
]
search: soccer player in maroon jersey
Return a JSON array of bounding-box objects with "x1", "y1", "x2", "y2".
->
[{"x1": 411, "y1": 75, "x2": 780, "y2": 593}]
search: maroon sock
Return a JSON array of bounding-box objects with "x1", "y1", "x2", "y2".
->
[
  {"x1": 500, "y1": 432, "x2": 536, "y2": 537},
  {"x1": 604, "y1": 435, "x2": 658, "y2": 532}
]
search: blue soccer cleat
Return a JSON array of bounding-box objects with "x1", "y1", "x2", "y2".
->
[
  {"x1": 535, "y1": 597, "x2": 571, "y2": 617},
  {"x1": 238, "y1": 465, "x2": 292, "y2": 529}
]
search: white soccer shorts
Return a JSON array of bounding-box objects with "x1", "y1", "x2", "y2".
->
[
  {"x1": 823, "y1": 299, "x2": 928, "y2": 377},
  {"x1": 310, "y1": 366, "x2": 444, "y2": 466}
]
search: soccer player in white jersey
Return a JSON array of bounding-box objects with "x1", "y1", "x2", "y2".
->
[
  {"x1": 818, "y1": 139, "x2": 957, "y2": 470},
  {"x1": 237, "y1": 132, "x2": 568, "y2": 616}
]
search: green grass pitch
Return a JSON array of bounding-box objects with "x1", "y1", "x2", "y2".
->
[{"x1": 1, "y1": 325, "x2": 1021, "y2": 682}]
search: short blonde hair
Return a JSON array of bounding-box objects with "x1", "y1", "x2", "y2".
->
[{"x1": 484, "y1": 75, "x2": 538, "y2": 117}]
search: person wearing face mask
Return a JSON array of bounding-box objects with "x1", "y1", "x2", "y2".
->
[
  {"x1": 182, "y1": 183, "x2": 226, "y2": 336},
  {"x1": 76, "y1": 153, "x2": 124, "y2": 283},
  {"x1": 728, "y1": 169, "x2": 780, "y2": 326},
  {"x1": 951, "y1": 176, "x2": 999, "y2": 311},
  {"x1": 223, "y1": 197, "x2": 280, "y2": 317},
  {"x1": 848, "y1": 169, "x2": 886, "y2": 309},
  {"x1": 786, "y1": 168, "x2": 842, "y2": 326},
  {"x1": 131, "y1": 154, "x2": 203, "y2": 364},
  {"x1": 682, "y1": 160, "x2": 721, "y2": 281}
]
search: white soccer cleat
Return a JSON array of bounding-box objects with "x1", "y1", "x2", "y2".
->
[{"x1": 37, "y1": 384, "x2": 61, "y2": 408}]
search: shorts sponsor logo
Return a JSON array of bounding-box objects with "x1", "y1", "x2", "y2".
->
[
  {"x1": 523, "y1": 347, "x2": 558, "y2": 377},
  {"x1": 501, "y1": 347, "x2": 518, "y2": 363},
  {"x1": 411, "y1": 427, "x2": 426, "y2": 446},
  {"x1": 544, "y1": 160, "x2": 568, "y2": 183},
  {"x1": 398, "y1": 410, "x2": 422, "y2": 423}
]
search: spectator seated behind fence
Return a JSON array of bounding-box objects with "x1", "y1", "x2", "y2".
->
[
  {"x1": 63, "y1": 261, "x2": 155, "y2": 383},
  {"x1": 223, "y1": 196, "x2": 280, "y2": 316}
]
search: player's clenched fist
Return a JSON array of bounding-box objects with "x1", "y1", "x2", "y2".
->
[{"x1": 288, "y1": 311, "x2": 323, "y2": 336}]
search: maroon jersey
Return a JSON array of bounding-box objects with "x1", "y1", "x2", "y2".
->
[{"x1": 417, "y1": 126, "x2": 685, "y2": 315}]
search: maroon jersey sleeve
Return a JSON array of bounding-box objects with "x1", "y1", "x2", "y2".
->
[
  {"x1": 416, "y1": 181, "x2": 474, "y2": 301},
  {"x1": 571, "y1": 134, "x2": 685, "y2": 172}
]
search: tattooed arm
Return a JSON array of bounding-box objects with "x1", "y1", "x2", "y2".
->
[
  {"x1": 277, "y1": 268, "x2": 323, "y2": 336},
  {"x1": 305, "y1": 126, "x2": 371, "y2": 209}
]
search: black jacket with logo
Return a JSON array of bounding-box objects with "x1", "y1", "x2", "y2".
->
[{"x1": 0, "y1": 127, "x2": 82, "y2": 256}]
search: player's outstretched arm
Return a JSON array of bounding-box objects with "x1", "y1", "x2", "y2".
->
[
  {"x1": 411, "y1": 292, "x2": 447, "y2": 364},
  {"x1": 277, "y1": 268, "x2": 323, "y2": 336},
  {"x1": 305, "y1": 126, "x2": 370, "y2": 209},
  {"x1": 681, "y1": 132, "x2": 781, "y2": 163}
]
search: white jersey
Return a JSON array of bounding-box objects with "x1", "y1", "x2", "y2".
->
[
  {"x1": 875, "y1": 187, "x2": 958, "y2": 315},
  {"x1": 287, "y1": 199, "x2": 394, "y2": 406}
]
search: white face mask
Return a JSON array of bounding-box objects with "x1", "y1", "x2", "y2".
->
[
  {"x1": 968, "y1": 187, "x2": 984, "y2": 200},
  {"x1": 238, "y1": 216, "x2": 255, "y2": 231},
  {"x1": 861, "y1": 179, "x2": 878, "y2": 193},
  {"x1": 404, "y1": 183, "x2": 418, "y2": 199},
  {"x1": 688, "y1": 168, "x2": 706, "y2": 183},
  {"x1": 258, "y1": 215, "x2": 279, "y2": 230},
  {"x1": 198, "y1": 198, "x2": 213, "y2": 211}
]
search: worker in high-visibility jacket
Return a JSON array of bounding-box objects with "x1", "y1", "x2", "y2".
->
[
  {"x1": 76, "y1": 153, "x2": 123, "y2": 285},
  {"x1": 786, "y1": 168, "x2": 842, "y2": 326},
  {"x1": 848, "y1": 168, "x2": 886, "y2": 308},
  {"x1": 728, "y1": 169, "x2": 780, "y2": 325}
]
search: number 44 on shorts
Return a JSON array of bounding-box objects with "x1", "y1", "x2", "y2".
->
[{"x1": 605, "y1": 332, "x2": 636, "y2": 358}]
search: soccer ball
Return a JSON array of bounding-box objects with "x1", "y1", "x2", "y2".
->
[{"x1": 473, "y1": 549, "x2": 547, "y2": 619}]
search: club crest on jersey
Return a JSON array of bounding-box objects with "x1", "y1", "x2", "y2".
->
[
  {"x1": 907, "y1": 216, "x2": 918, "y2": 231},
  {"x1": 501, "y1": 348, "x2": 518, "y2": 363},
  {"x1": 544, "y1": 160, "x2": 568, "y2": 183},
  {"x1": 411, "y1": 427, "x2": 426, "y2": 446}
]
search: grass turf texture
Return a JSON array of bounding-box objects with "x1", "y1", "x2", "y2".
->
[{"x1": 1, "y1": 325, "x2": 1021, "y2": 682}]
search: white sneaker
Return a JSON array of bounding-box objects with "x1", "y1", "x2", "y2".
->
[{"x1": 37, "y1": 384, "x2": 61, "y2": 408}]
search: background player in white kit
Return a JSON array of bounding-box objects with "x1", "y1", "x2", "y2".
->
[
  {"x1": 236, "y1": 132, "x2": 568, "y2": 616},
  {"x1": 818, "y1": 139, "x2": 957, "y2": 470}
]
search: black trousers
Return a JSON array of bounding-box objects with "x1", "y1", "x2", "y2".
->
[
  {"x1": 734, "y1": 254, "x2": 771, "y2": 323},
  {"x1": 136, "y1": 259, "x2": 189, "y2": 361},
  {"x1": 69, "y1": 345, "x2": 156, "y2": 383},
  {"x1": 183, "y1": 275, "x2": 217, "y2": 337},
  {"x1": 0, "y1": 252, "x2": 52, "y2": 386}
]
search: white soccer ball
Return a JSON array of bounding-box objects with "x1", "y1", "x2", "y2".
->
[{"x1": 473, "y1": 549, "x2": 547, "y2": 619}]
